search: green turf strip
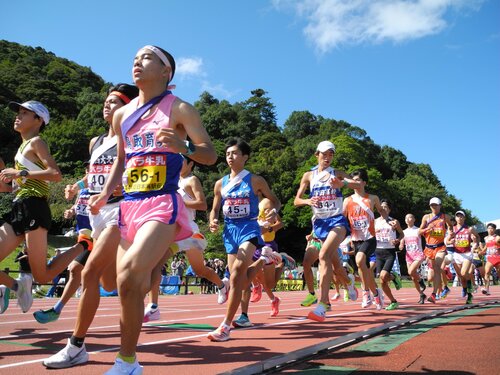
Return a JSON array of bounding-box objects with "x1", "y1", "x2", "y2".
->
[
  {"x1": 352, "y1": 307, "x2": 490, "y2": 353},
  {"x1": 147, "y1": 323, "x2": 215, "y2": 330},
  {"x1": 293, "y1": 365, "x2": 357, "y2": 374}
]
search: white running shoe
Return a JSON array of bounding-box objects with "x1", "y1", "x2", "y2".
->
[
  {"x1": 143, "y1": 304, "x2": 160, "y2": 323},
  {"x1": 374, "y1": 288, "x2": 385, "y2": 310},
  {"x1": 361, "y1": 291, "x2": 372, "y2": 308},
  {"x1": 260, "y1": 246, "x2": 282, "y2": 265},
  {"x1": 104, "y1": 357, "x2": 143, "y2": 374},
  {"x1": 217, "y1": 278, "x2": 230, "y2": 304},
  {"x1": 346, "y1": 274, "x2": 358, "y2": 302},
  {"x1": 207, "y1": 324, "x2": 231, "y2": 342},
  {"x1": 43, "y1": 338, "x2": 89, "y2": 368},
  {"x1": 16, "y1": 274, "x2": 33, "y2": 313}
]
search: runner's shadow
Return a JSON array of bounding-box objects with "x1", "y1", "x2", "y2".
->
[{"x1": 134, "y1": 340, "x2": 283, "y2": 366}]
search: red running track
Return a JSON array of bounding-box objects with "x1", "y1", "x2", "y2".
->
[{"x1": 0, "y1": 286, "x2": 498, "y2": 374}]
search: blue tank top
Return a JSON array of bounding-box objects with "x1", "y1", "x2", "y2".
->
[
  {"x1": 221, "y1": 172, "x2": 259, "y2": 223},
  {"x1": 75, "y1": 188, "x2": 91, "y2": 231}
]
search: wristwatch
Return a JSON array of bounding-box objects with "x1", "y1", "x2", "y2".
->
[
  {"x1": 184, "y1": 140, "x2": 196, "y2": 156},
  {"x1": 19, "y1": 170, "x2": 29, "y2": 178}
]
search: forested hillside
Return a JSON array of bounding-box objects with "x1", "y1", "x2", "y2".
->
[{"x1": 0, "y1": 40, "x2": 475, "y2": 260}]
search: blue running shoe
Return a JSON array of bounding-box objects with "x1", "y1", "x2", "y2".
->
[
  {"x1": 34, "y1": 308, "x2": 60, "y2": 324},
  {"x1": 440, "y1": 286, "x2": 450, "y2": 299},
  {"x1": 232, "y1": 314, "x2": 252, "y2": 328}
]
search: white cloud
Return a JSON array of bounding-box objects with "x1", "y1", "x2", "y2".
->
[
  {"x1": 176, "y1": 57, "x2": 205, "y2": 77},
  {"x1": 201, "y1": 80, "x2": 238, "y2": 99},
  {"x1": 273, "y1": 0, "x2": 484, "y2": 53}
]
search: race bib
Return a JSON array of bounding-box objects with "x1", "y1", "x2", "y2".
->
[
  {"x1": 88, "y1": 164, "x2": 113, "y2": 192},
  {"x1": 405, "y1": 237, "x2": 420, "y2": 251},
  {"x1": 376, "y1": 228, "x2": 392, "y2": 243},
  {"x1": 314, "y1": 196, "x2": 342, "y2": 219},
  {"x1": 123, "y1": 154, "x2": 166, "y2": 193},
  {"x1": 223, "y1": 197, "x2": 250, "y2": 219},
  {"x1": 430, "y1": 228, "x2": 444, "y2": 238},
  {"x1": 353, "y1": 217, "x2": 368, "y2": 230},
  {"x1": 455, "y1": 239, "x2": 469, "y2": 247}
]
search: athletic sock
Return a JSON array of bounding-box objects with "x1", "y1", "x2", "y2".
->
[
  {"x1": 309, "y1": 291, "x2": 315, "y2": 296},
  {"x1": 54, "y1": 301, "x2": 65, "y2": 314},
  {"x1": 241, "y1": 312, "x2": 248, "y2": 318},
  {"x1": 117, "y1": 353, "x2": 136, "y2": 364},
  {"x1": 150, "y1": 303, "x2": 158, "y2": 310},
  {"x1": 70, "y1": 335, "x2": 85, "y2": 348}
]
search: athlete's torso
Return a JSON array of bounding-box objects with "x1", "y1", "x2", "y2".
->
[{"x1": 121, "y1": 94, "x2": 183, "y2": 201}]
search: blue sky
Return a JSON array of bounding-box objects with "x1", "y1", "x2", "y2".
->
[{"x1": 1, "y1": 0, "x2": 499, "y2": 222}]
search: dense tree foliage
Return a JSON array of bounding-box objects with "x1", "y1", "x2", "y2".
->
[{"x1": 0, "y1": 40, "x2": 476, "y2": 262}]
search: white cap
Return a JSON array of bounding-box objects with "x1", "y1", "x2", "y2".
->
[
  {"x1": 9, "y1": 101, "x2": 50, "y2": 125},
  {"x1": 429, "y1": 197, "x2": 441, "y2": 205},
  {"x1": 455, "y1": 210, "x2": 466, "y2": 217},
  {"x1": 316, "y1": 141, "x2": 335, "y2": 153}
]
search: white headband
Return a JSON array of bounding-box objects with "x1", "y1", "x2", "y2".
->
[{"x1": 143, "y1": 45, "x2": 172, "y2": 82}]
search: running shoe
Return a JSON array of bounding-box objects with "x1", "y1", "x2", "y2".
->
[
  {"x1": 77, "y1": 229, "x2": 93, "y2": 251},
  {"x1": 280, "y1": 252, "x2": 297, "y2": 269},
  {"x1": 270, "y1": 296, "x2": 280, "y2": 317},
  {"x1": 16, "y1": 274, "x2": 33, "y2": 313},
  {"x1": 374, "y1": 289, "x2": 384, "y2": 310},
  {"x1": 385, "y1": 301, "x2": 399, "y2": 311},
  {"x1": 418, "y1": 293, "x2": 426, "y2": 304},
  {"x1": 361, "y1": 291, "x2": 373, "y2": 308},
  {"x1": 207, "y1": 324, "x2": 231, "y2": 342},
  {"x1": 392, "y1": 272, "x2": 402, "y2": 290},
  {"x1": 43, "y1": 338, "x2": 89, "y2": 368},
  {"x1": 104, "y1": 357, "x2": 143, "y2": 375},
  {"x1": 34, "y1": 308, "x2": 60, "y2": 324},
  {"x1": 250, "y1": 283, "x2": 262, "y2": 303},
  {"x1": 232, "y1": 314, "x2": 252, "y2": 328},
  {"x1": 481, "y1": 288, "x2": 491, "y2": 296},
  {"x1": 307, "y1": 302, "x2": 328, "y2": 322},
  {"x1": 331, "y1": 292, "x2": 340, "y2": 301},
  {"x1": 217, "y1": 278, "x2": 230, "y2": 304},
  {"x1": 0, "y1": 285, "x2": 10, "y2": 314},
  {"x1": 427, "y1": 293, "x2": 436, "y2": 304},
  {"x1": 261, "y1": 246, "x2": 282, "y2": 265},
  {"x1": 343, "y1": 289, "x2": 349, "y2": 302},
  {"x1": 440, "y1": 286, "x2": 450, "y2": 299},
  {"x1": 143, "y1": 304, "x2": 160, "y2": 323},
  {"x1": 300, "y1": 293, "x2": 317, "y2": 307},
  {"x1": 346, "y1": 274, "x2": 358, "y2": 301},
  {"x1": 466, "y1": 293, "x2": 473, "y2": 305}
]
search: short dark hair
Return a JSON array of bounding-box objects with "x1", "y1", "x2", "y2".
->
[
  {"x1": 226, "y1": 138, "x2": 251, "y2": 157},
  {"x1": 487, "y1": 223, "x2": 497, "y2": 230},
  {"x1": 350, "y1": 168, "x2": 368, "y2": 184},
  {"x1": 108, "y1": 83, "x2": 139, "y2": 104},
  {"x1": 380, "y1": 198, "x2": 392, "y2": 210}
]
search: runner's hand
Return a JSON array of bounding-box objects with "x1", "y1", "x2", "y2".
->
[
  {"x1": 88, "y1": 193, "x2": 107, "y2": 215},
  {"x1": 209, "y1": 218, "x2": 219, "y2": 233},
  {"x1": 65, "y1": 184, "x2": 78, "y2": 200},
  {"x1": 156, "y1": 128, "x2": 185, "y2": 153}
]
